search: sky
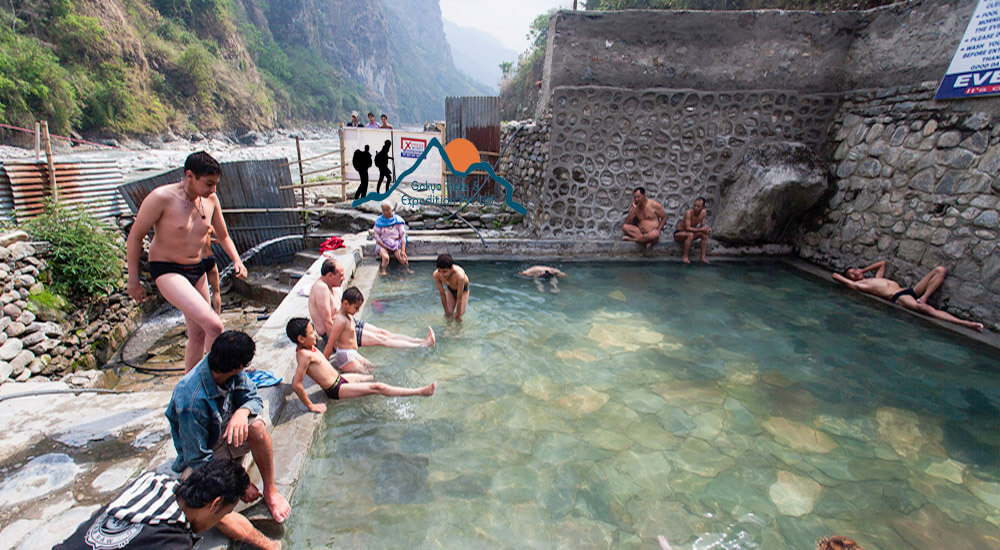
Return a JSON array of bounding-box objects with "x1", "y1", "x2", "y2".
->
[{"x1": 439, "y1": 0, "x2": 577, "y2": 53}]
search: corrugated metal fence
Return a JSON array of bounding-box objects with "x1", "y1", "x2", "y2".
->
[
  {"x1": 119, "y1": 159, "x2": 305, "y2": 266},
  {"x1": 0, "y1": 160, "x2": 129, "y2": 223},
  {"x1": 445, "y1": 96, "x2": 501, "y2": 200}
]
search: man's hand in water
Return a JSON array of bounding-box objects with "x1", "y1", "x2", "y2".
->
[{"x1": 127, "y1": 279, "x2": 146, "y2": 303}]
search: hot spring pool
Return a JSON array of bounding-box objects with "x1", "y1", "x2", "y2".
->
[{"x1": 284, "y1": 261, "x2": 1000, "y2": 548}]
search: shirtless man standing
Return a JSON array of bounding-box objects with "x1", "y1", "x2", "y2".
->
[
  {"x1": 308, "y1": 259, "x2": 433, "y2": 359},
  {"x1": 673, "y1": 197, "x2": 712, "y2": 264},
  {"x1": 832, "y1": 260, "x2": 984, "y2": 332},
  {"x1": 622, "y1": 187, "x2": 667, "y2": 253},
  {"x1": 126, "y1": 152, "x2": 247, "y2": 372},
  {"x1": 434, "y1": 253, "x2": 470, "y2": 321}
]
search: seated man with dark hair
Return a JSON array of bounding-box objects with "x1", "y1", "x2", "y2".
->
[
  {"x1": 55, "y1": 459, "x2": 250, "y2": 550},
  {"x1": 832, "y1": 260, "x2": 983, "y2": 332},
  {"x1": 623, "y1": 186, "x2": 667, "y2": 254},
  {"x1": 165, "y1": 331, "x2": 288, "y2": 550}
]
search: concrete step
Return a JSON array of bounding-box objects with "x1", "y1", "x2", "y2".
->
[
  {"x1": 278, "y1": 267, "x2": 306, "y2": 286},
  {"x1": 292, "y1": 250, "x2": 322, "y2": 268}
]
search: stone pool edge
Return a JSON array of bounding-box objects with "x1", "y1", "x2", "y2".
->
[{"x1": 217, "y1": 237, "x2": 997, "y2": 549}]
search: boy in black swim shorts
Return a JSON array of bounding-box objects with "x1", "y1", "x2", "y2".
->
[{"x1": 285, "y1": 317, "x2": 436, "y2": 414}]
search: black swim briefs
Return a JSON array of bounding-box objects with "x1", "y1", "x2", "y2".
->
[
  {"x1": 890, "y1": 287, "x2": 918, "y2": 303},
  {"x1": 148, "y1": 261, "x2": 208, "y2": 286},
  {"x1": 324, "y1": 375, "x2": 345, "y2": 400}
]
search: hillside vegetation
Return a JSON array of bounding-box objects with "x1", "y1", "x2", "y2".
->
[{"x1": 0, "y1": 0, "x2": 487, "y2": 140}]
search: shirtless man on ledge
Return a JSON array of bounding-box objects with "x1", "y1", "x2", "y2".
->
[
  {"x1": 623, "y1": 186, "x2": 667, "y2": 254},
  {"x1": 832, "y1": 260, "x2": 983, "y2": 332},
  {"x1": 309, "y1": 259, "x2": 433, "y2": 359},
  {"x1": 127, "y1": 152, "x2": 247, "y2": 371}
]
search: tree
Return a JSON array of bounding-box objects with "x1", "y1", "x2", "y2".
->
[{"x1": 499, "y1": 61, "x2": 514, "y2": 79}]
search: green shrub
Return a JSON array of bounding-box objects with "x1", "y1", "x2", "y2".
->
[
  {"x1": 177, "y1": 43, "x2": 217, "y2": 105},
  {"x1": 23, "y1": 203, "x2": 125, "y2": 299},
  {"x1": 0, "y1": 24, "x2": 80, "y2": 135}
]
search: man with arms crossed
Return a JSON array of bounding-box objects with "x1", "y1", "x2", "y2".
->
[
  {"x1": 309, "y1": 259, "x2": 434, "y2": 359},
  {"x1": 622, "y1": 186, "x2": 667, "y2": 253},
  {"x1": 166, "y1": 331, "x2": 289, "y2": 550},
  {"x1": 832, "y1": 260, "x2": 983, "y2": 332},
  {"x1": 673, "y1": 197, "x2": 712, "y2": 264},
  {"x1": 127, "y1": 151, "x2": 247, "y2": 372}
]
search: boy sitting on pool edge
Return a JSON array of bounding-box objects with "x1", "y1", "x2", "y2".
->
[{"x1": 285, "y1": 316, "x2": 436, "y2": 413}]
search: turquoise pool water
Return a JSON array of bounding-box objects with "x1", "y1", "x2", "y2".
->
[{"x1": 285, "y1": 261, "x2": 1000, "y2": 549}]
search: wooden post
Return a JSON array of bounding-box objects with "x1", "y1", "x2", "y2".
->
[
  {"x1": 295, "y1": 135, "x2": 305, "y2": 210},
  {"x1": 41, "y1": 121, "x2": 58, "y2": 203},
  {"x1": 34, "y1": 122, "x2": 40, "y2": 161},
  {"x1": 339, "y1": 127, "x2": 348, "y2": 202}
]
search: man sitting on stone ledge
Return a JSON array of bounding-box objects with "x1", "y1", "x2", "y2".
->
[
  {"x1": 622, "y1": 186, "x2": 667, "y2": 254},
  {"x1": 165, "y1": 330, "x2": 288, "y2": 550},
  {"x1": 832, "y1": 260, "x2": 983, "y2": 332}
]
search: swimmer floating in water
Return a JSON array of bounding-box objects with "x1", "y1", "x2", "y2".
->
[{"x1": 519, "y1": 265, "x2": 567, "y2": 293}]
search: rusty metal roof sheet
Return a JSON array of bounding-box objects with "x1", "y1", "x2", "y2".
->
[{"x1": 0, "y1": 159, "x2": 128, "y2": 223}]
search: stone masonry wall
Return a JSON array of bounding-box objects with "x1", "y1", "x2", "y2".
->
[
  {"x1": 795, "y1": 83, "x2": 1000, "y2": 328},
  {"x1": 0, "y1": 239, "x2": 140, "y2": 383},
  {"x1": 534, "y1": 86, "x2": 839, "y2": 238},
  {"x1": 496, "y1": 118, "x2": 551, "y2": 231}
]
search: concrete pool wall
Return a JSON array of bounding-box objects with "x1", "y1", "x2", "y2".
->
[{"x1": 496, "y1": 0, "x2": 999, "y2": 328}]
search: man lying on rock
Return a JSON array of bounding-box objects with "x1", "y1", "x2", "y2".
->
[
  {"x1": 55, "y1": 459, "x2": 249, "y2": 550},
  {"x1": 165, "y1": 330, "x2": 288, "y2": 550},
  {"x1": 832, "y1": 260, "x2": 983, "y2": 332}
]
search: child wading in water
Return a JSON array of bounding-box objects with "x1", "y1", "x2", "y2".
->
[{"x1": 286, "y1": 316, "x2": 435, "y2": 413}]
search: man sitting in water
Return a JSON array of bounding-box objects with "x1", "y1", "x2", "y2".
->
[
  {"x1": 285, "y1": 317, "x2": 435, "y2": 413},
  {"x1": 328, "y1": 287, "x2": 379, "y2": 373},
  {"x1": 519, "y1": 265, "x2": 567, "y2": 293},
  {"x1": 622, "y1": 186, "x2": 667, "y2": 254},
  {"x1": 832, "y1": 260, "x2": 984, "y2": 332},
  {"x1": 433, "y1": 253, "x2": 470, "y2": 320},
  {"x1": 55, "y1": 459, "x2": 252, "y2": 550},
  {"x1": 309, "y1": 259, "x2": 433, "y2": 359}
]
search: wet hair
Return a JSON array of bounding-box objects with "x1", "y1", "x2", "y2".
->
[
  {"x1": 436, "y1": 253, "x2": 454, "y2": 269},
  {"x1": 174, "y1": 458, "x2": 249, "y2": 509},
  {"x1": 342, "y1": 286, "x2": 364, "y2": 305},
  {"x1": 207, "y1": 331, "x2": 255, "y2": 373},
  {"x1": 694, "y1": 196, "x2": 706, "y2": 205},
  {"x1": 321, "y1": 259, "x2": 340, "y2": 276},
  {"x1": 285, "y1": 317, "x2": 310, "y2": 344},
  {"x1": 368, "y1": 112, "x2": 375, "y2": 118},
  {"x1": 381, "y1": 114, "x2": 388, "y2": 120},
  {"x1": 633, "y1": 186, "x2": 646, "y2": 195},
  {"x1": 185, "y1": 151, "x2": 221, "y2": 177},
  {"x1": 816, "y1": 536, "x2": 863, "y2": 550}
]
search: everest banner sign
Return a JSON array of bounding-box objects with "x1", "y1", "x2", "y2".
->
[{"x1": 937, "y1": 0, "x2": 1000, "y2": 100}]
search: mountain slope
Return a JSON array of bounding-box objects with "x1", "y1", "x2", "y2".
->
[{"x1": 443, "y1": 19, "x2": 518, "y2": 94}]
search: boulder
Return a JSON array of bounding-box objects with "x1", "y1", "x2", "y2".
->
[
  {"x1": 0, "y1": 338, "x2": 22, "y2": 361},
  {"x1": 9, "y1": 349, "x2": 34, "y2": 376},
  {"x1": 8, "y1": 242, "x2": 36, "y2": 261},
  {"x1": 713, "y1": 141, "x2": 831, "y2": 244}
]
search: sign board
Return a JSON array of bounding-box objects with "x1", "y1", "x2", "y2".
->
[
  {"x1": 341, "y1": 128, "x2": 442, "y2": 185},
  {"x1": 937, "y1": 0, "x2": 1000, "y2": 100}
]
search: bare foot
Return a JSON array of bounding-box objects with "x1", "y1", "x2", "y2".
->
[
  {"x1": 424, "y1": 326, "x2": 436, "y2": 347},
  {"x1": 263, "y1": 489, "x2": 291, "y2": 523},
  {"x1": 681, "y1": 257, "x2": 691, "y2": 264},
  {"x1": 420, "y1": 382, "x2": 437, "y2": 396},
  {"x1": 657, "y1": 535, "x2": 674, "y2": 550},
  {"x1": 969, "y1": 322, "x2": 984, "y2": 332},
  {"x1": 267, "y1": 540, "x2": 282, "y2": 550},
  {"x1": 700, "y1": 257, "x2": 710, "y2": 264},
  {"x1": 379, "y1": 269, "x2": 387, "y2": 275},
  {"x1": 243, "y1": 482, "x2": 262, "y2": 503}
]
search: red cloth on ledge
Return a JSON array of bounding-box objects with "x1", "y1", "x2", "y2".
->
[{"x1": 319, "y1": 236, "x2": 344, "y2": 252}]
